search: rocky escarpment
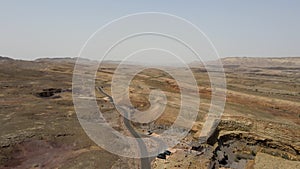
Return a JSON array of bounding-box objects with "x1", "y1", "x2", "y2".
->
[{"x1": 205, "y1": 116, "x2": 300, "y2": 169}]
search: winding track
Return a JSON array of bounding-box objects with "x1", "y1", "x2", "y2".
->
[{"x1": 96, "y1": 87, "x2": 151, "y2": 169}]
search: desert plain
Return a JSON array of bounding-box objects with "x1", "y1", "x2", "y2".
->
[{"x1": 0, "y1": 56, "x2": 299, "y2": 169}]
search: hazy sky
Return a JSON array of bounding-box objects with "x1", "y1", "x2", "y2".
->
[{"x1": 0, "y1": 0, "x2": 299, "y2": 61}]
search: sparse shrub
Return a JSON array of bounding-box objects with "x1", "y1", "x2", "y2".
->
[{"x1": 282, "y1": 154, "x2": 289, "y2": 160}]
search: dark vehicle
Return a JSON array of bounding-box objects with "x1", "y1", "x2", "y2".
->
[
  {"x1": 164, "y1": 150, "x2": 171, "y2": 156},
  {"x1": 157, "y1": 153, "x2": 166, "y2": 159}
]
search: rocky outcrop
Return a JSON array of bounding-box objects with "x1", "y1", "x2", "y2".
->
[{"x1": 36, "y1": 88, "x2": 71, "y2": 98}]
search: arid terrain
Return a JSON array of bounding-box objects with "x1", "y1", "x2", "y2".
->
[{"x1": 0, "y1": 56, "x2": 299, "y2": 169}]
